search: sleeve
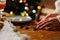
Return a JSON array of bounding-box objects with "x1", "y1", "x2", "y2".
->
[
  {"x1": 56, "y1": 15, "x2": 60, "y2": 22},
  {"x1": 53, "y1": 1, "x2": 60, "y2": 14}
]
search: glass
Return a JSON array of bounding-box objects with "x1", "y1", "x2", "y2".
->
[{"x1": 0, "y1": 0, "x2": 6, "y2": 17}]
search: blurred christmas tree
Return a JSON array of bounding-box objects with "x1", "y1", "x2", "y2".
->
[{"x1": 4, "y1": 0, "x2": 41, "y2": 20}]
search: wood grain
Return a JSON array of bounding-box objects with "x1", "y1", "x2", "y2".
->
[{"x1": 16, "y1": 23, "x2": 60, "y2": 40}]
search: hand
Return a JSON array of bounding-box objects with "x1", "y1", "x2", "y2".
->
[
  {"x1": 36, "y1": 17, "x2": 60, "y2": 30},
  {"x1": 38, "y1": 14, "x2": 58, "y2": 24}
]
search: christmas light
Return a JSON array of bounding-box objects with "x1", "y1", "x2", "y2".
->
[
  {"x1": 21, "y1": 13, "x2": 25, "y2": 16},
  {"x1": 5, "y1": 0, "x2": 41, "y2": 20},
  {"x1": 21, "y1": 11, "x2": 28, "y2": 16},
  {"x1": 25, "y1": 3, "x2": 28, "y2": 6},
  {"x1": 23, "y1": 0, "x2": 26, "y2": 3},
  {"x1": 23, "y1": 11, "x2": 27, "y2": 14},
  {"x1": 32, "y1": 10, "x2": 36, "y2": 13},
  {"x1": 37, "y1": 6, "x2": 41, "y2": 10},
  {"x1": 19, "y1": 0, "x2": 23, "y2": 3},
  {"x1": 10, "y1": 11, "x2": 13, "y2": 15},
  {"x1": 35, "y1": 13, "x2": 38, "y2": 17},
  {"x1": 23, "y1": 11, "x2": 29, "y2": 16},
  {"x1": 24, "y1": 6, "x2": 29, "y2": 11},
  {"x1": 21, "y1": 11, "x2": 26, "y2": 16}
]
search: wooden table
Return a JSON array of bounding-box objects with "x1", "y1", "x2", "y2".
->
[
  {"x1": 3, "y1": 12, "x2": 60, "y2": 40},
  {"x1": 16, "y1": 22, "x2": 60, "y2": 40}
]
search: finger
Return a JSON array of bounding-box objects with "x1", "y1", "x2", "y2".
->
[
  {"x1": 38, "y1": 14, "x2": 55, "y2": 24},
  {"x1": 38, "y1": 19, "x2": 50, "y2": 26},
  {"x1": 39, "y1": 22, "x2": 52, "y2": 29},
  {"x1": 38, "y1": 15, "x2": 51, "y2": 24},
  {"x1": 36, "y1": 17, "x2": 54, "y2": 29},
  {"x1": 38, "y1": 14, "x2": 54, "y2": 24},
  {"x1": 36, "y1": 20, "x2": 49, "y2": 29},
  {"x1": 39, "y1": 17, "x2": 56, "y2": 26},
  {"x1": 44, "y1": 14, "x2": 52, "y2": 18},
  {"x1": 38, "y1": 19, "x2": 45, "y2": 24}
]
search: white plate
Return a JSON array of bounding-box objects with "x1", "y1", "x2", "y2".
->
[{"x1": 6, "y1": 16, "x2": 32, "y2": 22}]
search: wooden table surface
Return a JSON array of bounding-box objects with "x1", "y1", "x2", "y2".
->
[
  {"x1": 3, "y1": 12, "x2": 60, "y2": 40},
  {"x1": 16, "y1": 22, "x2": 60, "y2": 40}
]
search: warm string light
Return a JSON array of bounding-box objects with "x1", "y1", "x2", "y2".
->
[
  {"x1": 21, "y1": 11, "x2": 26, "y2": 16},
  {"x1": 23, "y1": 11, "x2": 27, "y2": 14},
  {"x1": 21, "y1": 11, "x2": 28, "y2": 16},
  {"x1": 25, "y1": 3, "x2": 28, "y2": 6},
  {"x1": 23, "y1": 11, "x2": 28, "y2": 16},
  {"x1": 37, "y1": 6, "x2": 41, "y2": 10},
  {"x1": 21, "y1": 13, "x2": 25, "y2": 16},
  {"x1": 10, "y1": 11, "x2": 13, "y2": 15},
  {"x1": 11, "y1": 0, "x2": 41, "y2": 17},
  {"x1": 23, "y1": 0, "x2": 26, "y2": 3},
  {"x1": 19, "y1": 0, "x2": 26, "y2": 3},
  {"x1": 35, "y1": 13, "x2": 39, "y2": 17},
  {"x1": 19, "y1": 0, "x2": 23, "y2": 3}
]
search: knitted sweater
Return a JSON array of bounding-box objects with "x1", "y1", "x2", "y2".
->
[{"x1": 54, "y1": 0, "x2": 60, "y2": 22}]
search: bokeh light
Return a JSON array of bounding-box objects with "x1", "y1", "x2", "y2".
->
[
  {"x1": 32, "y1": 10, "x2": 36, "y2": 13},
  {"x1": 19, "y1": 0, "x2": 23, "y2": 3},
  {"x1": 23, "y1": 11, "x2": 27, "y2": 14},
  {"x1": 26, "y1": 13, "x2": 28, "y2": 16},
  {"x1": 24, "y1": 6, "x2": 29, "y2": 11},
  {"x1": 10, "y1": 11, "x2": 13, "y2": 15},
  {"x1": 37, "y1": 6, "x2": 41, "y2": 10},
  {"x1": 25, "y1": 3, "x2": 28, "y2": 6},
  {"x1": 35, "y1": 13, "x2": 38, "y2": 17},
  {"x1": 21, "y1": 11, "x2": 27, "y2": 16},
  {"x1": 23, "y1": 0, "x2": 26, "y2": 3}
]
